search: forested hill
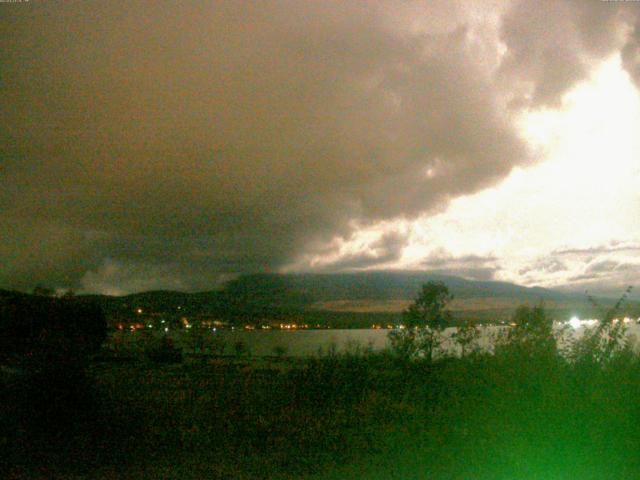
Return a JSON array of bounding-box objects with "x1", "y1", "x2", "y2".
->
[
  {"x1": 44, "y1": 271, "x2": 582, "y2": 316},
  {"x1": 224, "y1": 271, "x2": 574, "y2": 302}
]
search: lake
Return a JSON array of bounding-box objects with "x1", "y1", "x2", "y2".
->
[{"x1": 106, "y1": 321, "x2": 640, "y2": 358}]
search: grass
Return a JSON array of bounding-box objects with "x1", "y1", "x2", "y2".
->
[{"x1": 4, "y1": 328, "x2": 640, "y2": 479}]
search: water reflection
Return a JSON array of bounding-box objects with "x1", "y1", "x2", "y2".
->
[{"x1": 106, "y1": 318, "x2": 640, "y2": 358}]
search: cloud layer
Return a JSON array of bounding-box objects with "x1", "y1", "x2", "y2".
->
[{"x1": 1, "y1": 1, "x2": 639, "y2": 293}]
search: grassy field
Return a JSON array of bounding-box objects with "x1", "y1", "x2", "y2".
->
[{"x1": 5, "y1": 323, "x2": 640, "y2": 480}]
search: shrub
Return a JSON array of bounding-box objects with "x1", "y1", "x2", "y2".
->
[
  {"x1": 495, "y1": 303, "x2": 558, "y2": 359},
  {"x1": 569, "y1": 287, "x2": 633, "y2": 366},
  {"x1": 234, "y1": 339, "x2": 250, "y2": 357},
  {"x1": 453, "y1": 319, "x2": 481, "y2": 357}
]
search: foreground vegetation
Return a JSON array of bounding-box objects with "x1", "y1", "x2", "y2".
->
[
  {"x1": 2, "y1": 285, "x2": 640, "y2": 479},
  {"x1": 5, "y1": 340, "x2": 640, "y2": 478}
]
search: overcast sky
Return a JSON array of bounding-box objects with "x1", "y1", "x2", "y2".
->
[{"x1": 2, "y1": 1, "x2": 639, "y2": 295}]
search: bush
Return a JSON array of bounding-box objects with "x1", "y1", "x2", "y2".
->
[
  {"x1": 453, "y1": 319, "x2": 481, "y2": 357},
  {"x1": 568, "y1": 287, "x2": 633, "y2": 366},
  {"x1": 496, "y1": 303, "x2": 558, "y2": 359},
  {"x1": 234, "y1": 339, "x2": 250, "y2": 357},
  {"x1": 0, "y1": 292, "x2": 106, "y2": 365}
]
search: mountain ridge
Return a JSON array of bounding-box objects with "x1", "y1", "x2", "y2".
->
[
  {"x1": 2, "y1": 271, "x2": 588, "y2": 306},
  {"x1": 3, "y1": 272, "x2": 636, "y2": 325}
]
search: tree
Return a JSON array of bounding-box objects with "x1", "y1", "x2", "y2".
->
[
  {"x1": 0, "y1": 293, "x2": 106, "y2": 362},
  {"x1": 33, "y1": 284, "x2": 55, "y2": 297},
  {"x1": 0, "y1": 292, "x2": 107, "y2": 432},
  {"x1": 389, "y1": 281, "x2": 453, "y2": 362},
  {"x1": 502, "y1": 303, "x2": 557, "y2": 358},
  {"x1": 61, "y1": 289, "x2": 76, "y2": 299},
  {"x1": 403, "y1": 282, "x2": 453, "y2": 329},
  {"x1": 453, "y1": 319, "x2": 480, "y2": 357}
]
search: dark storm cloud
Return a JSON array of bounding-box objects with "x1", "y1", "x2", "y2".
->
[
  {"x1": 622, "y1": 18, "x2": 640, "y2": 86},
  {"x1": 317, "y1": 231, "x2": 409, "y2": 272},
  {"x1": 499, "y1": 0, "x2": 639, "y2": 107},
  {"x1": 585, "y1": 260, "x2": 620, "y2": 274},
  {"x1": 422, "y1": 253, "x2": 499, "y2": 269},
  {"x1": 1, "y1": 1, "x2": 637, "y2": 293},
  {"x1": 518, "y1": 258, "x2": 568, "y2": 276},
  {"x1": 430, "y1": 267, "x2": 499, "y2": 282},
  {"x1": 584, "y1": 260, "x2": 640, "y2": 275},
  {"x1": 567, "y1": 273, "x2": 602, "y2": 283},
  {"x1": 547, "y1": 242, "x2": 640, "y2": 298},
  {"x1": 554, "y1": 243, "x2": 640, "y2": 257},
  {"x1": 421, "y1": 251, "x2": 500, "y2": 280},
  {"x1": 565, "y1": 260, "x2": 639, "y2": 297}
]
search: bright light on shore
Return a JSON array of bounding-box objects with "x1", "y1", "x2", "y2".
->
[
  {"x1": 569, "y1": 316, "x2": 581, "y2": 329},
  {"x1": 567, "y1": 317, "x2": 600, "y2": 329}
]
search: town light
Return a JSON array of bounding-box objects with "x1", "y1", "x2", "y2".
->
[{"x1": 569, "y1": 316, "x2": 581, "y2": 329}]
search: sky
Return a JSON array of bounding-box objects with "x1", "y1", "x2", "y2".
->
[{"x1": 1, "y1": 1, "x2": 640, "y2": 296}]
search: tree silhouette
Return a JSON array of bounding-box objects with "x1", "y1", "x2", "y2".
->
[
  {"x1": 403, "y1": 281, "x2": 453, "y2": 329},
  {"x1": 502, "y1": 303, "x2": 557, "y2": 359},
  {"x1": 389, "y1": 281, "x2": 453, "y2": 361}
]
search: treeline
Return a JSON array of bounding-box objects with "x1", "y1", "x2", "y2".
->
[
  {"x1": 0, "y1": 291, "x2": 107, "y2": 477},
  {"x1": 0, "y1": 290, "x2": 106, "y2": 363}
]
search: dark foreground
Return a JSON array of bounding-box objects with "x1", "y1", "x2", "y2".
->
[{"x1": 3, "y1": 341, "x2": 640, "y2": 480}]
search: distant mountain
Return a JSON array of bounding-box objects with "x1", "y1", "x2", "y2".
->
[
  {"x1": 220, "y1": 271, "x2": 579, "y2": 303},
  {"x1": 71, "y1": 271, "x2": 581, "y2": 316},
  {"x1": 4, "y1": 272, "x2": 636, "y2": 325},
  {"x1": 78, "y1": 290, "x2": 222, "y2": 316}
]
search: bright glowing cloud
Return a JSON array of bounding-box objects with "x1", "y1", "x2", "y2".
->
[{"x1": 308, "y1": 55, "x2": 640, "y2": 295}]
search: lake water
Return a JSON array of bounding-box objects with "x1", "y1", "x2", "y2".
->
[
  {"x1": 108, "y1": 328, "x2": 391, "y2": 357},
  {"x1": 106, "y1": 322, "x2": 640, "y2": 358}
]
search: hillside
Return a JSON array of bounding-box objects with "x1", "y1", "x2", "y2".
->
[
  {"x1": 73, "y1": 271, "x2": 588, "y2": 318},
  {"x1": 4, "y1": 271, "x2": 638, "y2": 325},
  {"x1": 224, "y1": 271, "x2": 577, "y2": 302}
]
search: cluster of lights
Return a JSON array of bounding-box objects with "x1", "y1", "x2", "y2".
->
[
  {"x1": 276, "y1": 323, "x2": 313, "y2": 330},
  {"x1": 567, "y1": 316, "x2": 639, "y2": 329}
]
